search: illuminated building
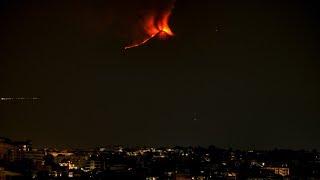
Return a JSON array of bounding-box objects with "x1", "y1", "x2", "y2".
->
[
  {"x1": 84, "y1": 155, "x2": 104, "y2": 171},
  {"x1": 263, "y1": 167, "x2": 290, "y2": 177},
  {"x1": 0, "y1": 137, "x2": 31, "y2": 161},
  {"x1": 25, "y1": 149, "x2": 46, "y2": 169}
]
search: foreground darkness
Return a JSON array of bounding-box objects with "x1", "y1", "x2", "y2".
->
[{"x1": 1, "y1": 0, "x2": 320, "y2": 150}]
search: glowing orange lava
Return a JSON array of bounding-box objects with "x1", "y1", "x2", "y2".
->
[{"x1": 124, "y1": 7, "x2": 174, "y2": 50}]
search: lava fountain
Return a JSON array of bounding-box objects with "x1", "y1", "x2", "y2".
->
[{"x1": 124, "y1": 1, "x2": 175, "y2": 50}]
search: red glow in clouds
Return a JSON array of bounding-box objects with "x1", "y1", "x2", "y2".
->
[{"x1": 124, "y1": 4, "x2": 174, "y2": 50}]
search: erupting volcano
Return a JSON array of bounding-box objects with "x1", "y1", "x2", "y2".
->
[{"x1": 124, "y1": 1, "x2": 175, "y2": 50}]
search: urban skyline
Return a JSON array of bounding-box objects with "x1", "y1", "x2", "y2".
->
[{"x1": 2, "y1": 136, "x2": 320, "y2": 179}]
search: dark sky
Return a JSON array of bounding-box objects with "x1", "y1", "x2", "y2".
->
[{"x1": 1, "y1": 0, "x2": 320, "y2": 150}]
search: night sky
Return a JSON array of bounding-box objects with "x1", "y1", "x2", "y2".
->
[{"x1": 1, "y1": 0, "x2": 320, "y2": 149}]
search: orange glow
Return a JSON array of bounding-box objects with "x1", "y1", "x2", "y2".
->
[
  {"x1": 124, "y1": 5, "x2": 174, "y2": 50},
  {"x1": 156, "y1": 12, "x2": 174, "y2": 36}
]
